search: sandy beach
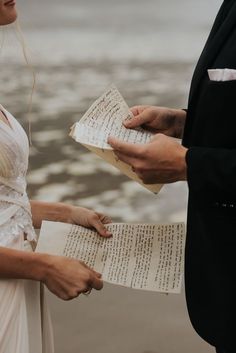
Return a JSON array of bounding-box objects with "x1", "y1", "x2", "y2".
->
[{"x1": 0, "y1": 0, "x2": 222, "y2": 351}]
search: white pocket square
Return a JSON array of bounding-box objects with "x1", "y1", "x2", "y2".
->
[{"x1": 208, "y1": 68, "x2": 236, "y2": 81}]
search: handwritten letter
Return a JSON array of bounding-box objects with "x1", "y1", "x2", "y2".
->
[{"x1": 37, "y1": 221, "x2": 186, "y2": 294}]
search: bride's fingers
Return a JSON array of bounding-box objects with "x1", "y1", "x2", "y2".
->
[
  {"x1": 91, "y1": 216, "x2": 112, "y2": 237},
  {"x1": 97, "y1": 213, "x2": 112, "y2": 224},
  {"x1": 81, "y1": 262, "x2": 102, "y2": 278}
]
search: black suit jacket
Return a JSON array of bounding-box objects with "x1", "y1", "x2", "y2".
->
[{"x1": 182, "y1": 0, "x2": 236, "y2": 349}]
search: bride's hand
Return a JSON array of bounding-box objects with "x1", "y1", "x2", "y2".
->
[
  {"x1": 30, "y1": 201, "x2": 112, "y2": 234},
  {"x1": 41, "y1": 254, "x2": 104, "y2": 300},
  {"x1": 67, "y1": 206, "x2": 112, "y2": 237}
]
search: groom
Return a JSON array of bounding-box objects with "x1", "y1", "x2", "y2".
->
[{"x1": 109, "y1": 1, "x2": 236, "y2": 352}]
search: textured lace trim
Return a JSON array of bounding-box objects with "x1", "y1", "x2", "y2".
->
[{"x1": 0, "y1": 207, "x2": 37, "y2": 247}]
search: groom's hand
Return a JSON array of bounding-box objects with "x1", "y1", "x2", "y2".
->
[
  {"x1": 108, "y1": 134, "x2": 188, "y2": 184},
  {"x1": 124, "y1": 105, "x2": 186, "y2": 139}
]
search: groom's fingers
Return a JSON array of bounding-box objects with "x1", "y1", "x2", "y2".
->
[
  {"x1": 129, "y1": 106, "x2": 141, "y2": 116},
  {"x1": 113, "y1": 151, "x2": 138, "y2": 168},
  {"x1": 124, "y1": 109, "x2": 152, "y2": 129},
  {"x1": 108, "y1": 136, "x2": 144, "y2": 159},
  {"x1": 129, "y1": 105, "x2": 149, "y2": 116}
]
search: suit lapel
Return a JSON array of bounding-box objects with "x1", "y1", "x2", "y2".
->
[{"x1": 188, "y1": 1, "x2": 236, "y2": 105}]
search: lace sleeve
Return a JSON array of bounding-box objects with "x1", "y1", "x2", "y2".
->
[{"x1": 0, "y1": 187, "x2": 37, "y2": 247}]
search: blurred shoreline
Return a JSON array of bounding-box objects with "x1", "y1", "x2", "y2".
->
[{"x1": 0, "y1": 60, "x2": 191, "y2": 222}]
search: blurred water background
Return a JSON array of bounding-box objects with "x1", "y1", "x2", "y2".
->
[{"x1": 0, "y1": 0, "x2": 222, "y2": 352}]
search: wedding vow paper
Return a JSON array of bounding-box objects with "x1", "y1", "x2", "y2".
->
[
  {"x1": 36, "y1": 221, "x2": 186, "y2": 294},
  {"x1": 70, "y1": 85, "x2": 163, "y2": 193}
]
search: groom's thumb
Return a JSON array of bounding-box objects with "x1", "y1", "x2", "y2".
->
[{"x1": 124, "y1": 110, "x2": 151, "y2": 129}]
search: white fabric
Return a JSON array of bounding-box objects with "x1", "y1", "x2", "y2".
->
[
  {"x1": 0, "y1": 106, "x2": 54, "y2": 353},
  {"x1": 208, "y1": 68, "x2": 236, "y2": 81},
  {"x1": 0, "y1": 105, "x2": 36, "y2": 247}
]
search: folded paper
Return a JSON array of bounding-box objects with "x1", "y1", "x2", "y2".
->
[{"x1": 70, "y1": 85, "x2": 163, "y2": 193}]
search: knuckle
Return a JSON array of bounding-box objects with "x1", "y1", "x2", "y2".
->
[
  {"x1": 144, "y1": 145, "x2": 155, "y2": 160},
  {"x1": 134, "y1": 146, "x2": 144, "y2": 159},
  {"x1": 91, "y1": 214, "x2": 99, "y2": 221},
  {"x1": 83, "y1": 271, "x2": 92, "y2": 284},
  {"x1": 80, "y1": 261, "x2": 89, "y2": 270},
  {"x1": 67, "y1": 289, "x2": 78, "y2": 300},
  {"x1": 145, "y1": 149, "x2": 153, "y2": 161},
  {"x1": 63, "y1": 294, "x2": 73, "y2": 301}
]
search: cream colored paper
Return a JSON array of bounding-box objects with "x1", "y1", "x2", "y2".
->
[
  {"x1": 36, "y1": 221, "x2": 186, "y2": 294},
  {"x1": 70, "y1": 85, "x2": 162, "y2": 193}
]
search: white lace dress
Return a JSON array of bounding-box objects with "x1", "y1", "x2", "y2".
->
[{"x1": 0, "y1": 105, "x2": 54, "y2": 353}]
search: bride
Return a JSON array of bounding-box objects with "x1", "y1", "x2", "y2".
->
[{"x1": 0, "y1": 1, "x2": 112, "y2": 352}]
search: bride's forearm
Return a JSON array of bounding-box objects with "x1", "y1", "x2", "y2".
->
[
  {"x1": 0, "y1": 246, "x2": 50, "y2": 280},
  {"x1": 30, "y1": 201, "x2": 72, "y2": 229},
  {"x1": 30, "y1": 201, "x2": 112, "y2": 237}
]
